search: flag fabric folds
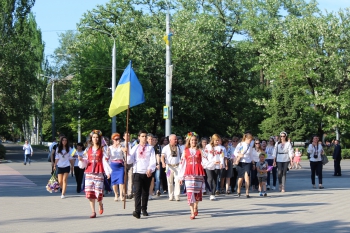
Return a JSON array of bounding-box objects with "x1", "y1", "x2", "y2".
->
[{"x1": 108, "y1": 61, "x2": 145, "y2": 117}]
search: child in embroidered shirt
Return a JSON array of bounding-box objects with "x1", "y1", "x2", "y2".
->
[{"x1": 256, "y1": 153, "x2": 268, "y2": 196}]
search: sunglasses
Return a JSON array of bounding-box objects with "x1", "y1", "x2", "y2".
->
[
  {"x1": 114, "y1": 138, "x2": 120, "y2": 141},
  {"x1": 280, "y1": 135, "x2": 286, "y2": 137},
  {"x1": 255, "y1": 142, "x2": 260, "y2": 144}
]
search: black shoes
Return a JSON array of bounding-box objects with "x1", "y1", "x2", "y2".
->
[
  {"x1": 133, "y1": 211, "x2": 140, "y2": 219},
  {"x1": 142, "y1": 210, "x2": 149, "y2": 216}
]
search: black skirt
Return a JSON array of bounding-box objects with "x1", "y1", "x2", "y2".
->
[
  {"x1": 57, "y1": 166, "x2": 70, "y2": 174},
  {"x1": 236, "y1": 162, "x2": 251, "y2": 178}
]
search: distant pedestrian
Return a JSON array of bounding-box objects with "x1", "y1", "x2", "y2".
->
[
  {"x1": 265, "y1": 137, "x2": 276, "y2": 190},
  {"x1": 22, "y1": 140, "x2": 33, "y2": 165},
  {"x1": 332, "y1": 140, "x2": 342, "y2": 176},
  {"x1": 292, "y1": 148, "x2": 302, "y2": 169}
]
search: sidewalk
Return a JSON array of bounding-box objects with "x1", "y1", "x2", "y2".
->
[{"x1": 0, "y1": 145, "x2": 349, "y2": 233}]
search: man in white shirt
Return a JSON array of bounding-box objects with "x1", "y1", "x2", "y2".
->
[
  {"x1": 126, "y1": 130, "x2": 156, "y2": 219},
  {"x1": 161, "y1": 134, "x2": 182, "y2": 201},
  {"x1": 23, "y1": 140, "x2": 33, "y2": 165}
]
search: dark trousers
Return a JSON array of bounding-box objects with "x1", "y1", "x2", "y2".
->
[
  {"x1": 277, "y1": 162, "x2": 289, "y2": 187},
  {"x1": 74, "y1": 166, "x2": 85, "y2": 193},
  {"x1": 310, "y1": 161, "x2": 323, "y2": 185},
  {"x1": 206, "y1": 169, "x2": 220, "y2": 195},
  {"x1": 133, "y1": 173, "x2": 152, "y2": 214},
  {"x1": 266, "y1": 159, "x2": 276, "y2": 186},
  {"x1": 159, "y1": 163, "x2": 168, "y2": 192},
  {"x1": 230, "y1": 167, "x2": 238, "y2": 191},
  {"x1": 334, "y1": 160, "x2": 341, "y2": 175},
  {"x1": 251, "y1": 168, "x2": 258, "y2": 188}
]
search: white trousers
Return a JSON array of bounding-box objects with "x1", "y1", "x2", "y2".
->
[{"x1": 166, "y1": 165, "x2": 180, "y2": 198}]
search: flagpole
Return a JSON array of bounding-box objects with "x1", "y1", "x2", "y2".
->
[{"x1": 124, "y1": 106, "x2": 130, "y2": 209}]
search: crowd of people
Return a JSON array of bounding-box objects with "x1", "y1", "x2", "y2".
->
[{"x1": 47, "y1": 130, "x2": 343, "y2": 219}]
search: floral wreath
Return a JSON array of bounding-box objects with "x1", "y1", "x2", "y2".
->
[
  {"x1": 186, "y1": 131, "x2": 198, "y2": 140},
  {"x1": 90, "y1": 129, "x2": 103, "y2": 137}
]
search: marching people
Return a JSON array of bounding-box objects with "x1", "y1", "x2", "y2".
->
[
  {"x1": 251, "y1": 139, "x2": 263, "y2": 191},
  {"x1": 73, "y1": 142, "x2": 85, "y2": 193},
  {"x1": 178, "y1": 133, "x2": 206, "y2": 220},
  {"x1": 159, "y1": 137, "x2": 169, "y2": 194},
  {"x1": 234, "y1": 132, "x2": 254, "y2": 198},
  {"x1": 79, "y1": 130, "x2": 111, "y2": 218},
  {"x1": 126, "y1": 130, "x2": 156, "y2": 219},
  {"x1": 153, "y1": 135, "x2": 163, "y2": 196},
  {"x1": 147, "y1": 133, "x2": 156, "y2": 200},
  {"x1": 161, "y1": 134, "x2": 182, "y2": 201},
  {"x1": 23, "y1": 140, "x2": 33, "y2": 165},
  {"x1": 199, "y1": 137, "x2": 210, "y2": 195},
  {"x1": 121, "y1": 132, "x2": 134, "y2": 199},
  {"x1": 230, "y1": 136, "x2": 239, "y2": 193},
  {"x1": 108, "y1": 133, "x2": 125, "y2": 201},
  {"x1": 307, "y1": 135, "x2": 325, "y2": 189},
  {"x1": 333, "y1": 140, "x2": 342, "y2": 176},
  {"x1": 53, "y1": 136, "x2": 74, "y2": 199},
  {"x1": 265, "y1": 137, "x2": 277, "y2": 190},
  {"x1": 273, "y1": 132, "x2": 294, "y2": 192},
  {"x1": 256, "y1": 153, "x2": 268, "y2": 196},
  {"x1": 203, "y1": 134, "x2": 226, "y2": 200},
  {"x1": 221, "y1": 138, "x2": 233, "y2": 194}
]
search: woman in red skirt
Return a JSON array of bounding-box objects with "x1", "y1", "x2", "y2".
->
[{"x1": 179, "y1": 132, "x2": 206, "y2": 220}]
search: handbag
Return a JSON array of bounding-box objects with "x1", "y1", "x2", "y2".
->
[{"x1": 321, "y1": 154, "x2": 329, "y2": 165}]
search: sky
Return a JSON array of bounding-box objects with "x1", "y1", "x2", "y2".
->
[{"x1": 32, "y1": 0, "x2": 350, "y2": 58}]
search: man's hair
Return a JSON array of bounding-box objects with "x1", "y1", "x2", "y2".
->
[{"x1": 138, "y1": 129, "x2": 147, "y2": 136}]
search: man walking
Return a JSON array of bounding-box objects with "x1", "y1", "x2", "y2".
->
[
  {"x1": 127, "y1": 130, "x2": 156, "y2": 219},
  {"x1": 161, "y1": 134, "x2": 182, "y2": 201},
  {"x1": 332, "y1": 140, "x2": 342, "y2": 176},
  {"x1": 23, "y1": 140, "x2": 33, "y2": 165}
]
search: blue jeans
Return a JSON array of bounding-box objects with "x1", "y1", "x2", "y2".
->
[
  {"x1": 155, "y1": 168, "x2": 161, "y2": 192},
  {"x1": 24, "y1": 154, "x2": 31, "y2": 164}
]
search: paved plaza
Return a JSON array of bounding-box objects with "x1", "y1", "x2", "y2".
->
[{"x1": 0, "y1": 144, "x2": 349, "y2": 233}]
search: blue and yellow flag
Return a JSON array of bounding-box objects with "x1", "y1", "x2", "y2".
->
[{"x1": 108, "y1": 61, "x2": 145, "y2": 117}]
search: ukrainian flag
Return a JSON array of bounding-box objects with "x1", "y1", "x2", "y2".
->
[{"x1": 109, "y1": 61, "x2": 145, "y2": 117}]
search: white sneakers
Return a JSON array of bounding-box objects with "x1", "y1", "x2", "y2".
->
[
  {"x1": 209, "y1": 195, "x2": 216, "y2": 200},
  {"x1": 175, "y1": 196, "x2": 180, "y2": 201},
  {"x1": 61, "y1": 195, "x2": 65, "y2": 199},
  {"x1": 271, "y1": 186, "x2": 276, "y2": 190},
  {"x1": 149, "y1": 195, "x2": 153, "y2": 200}
]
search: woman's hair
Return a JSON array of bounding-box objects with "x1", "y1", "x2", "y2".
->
[
  {"x1": 159, "y1": 136, "x2": 168, "y2": 145},
  {"x1": 221, "y1": 138, "x2": 229, "y2": 146},
  {"x1": 209, "y1": 134, "x2": 221, "y2": 147},
  {"x1": 278, "y1": 131, "x2": 288, "y2": 144},
  {"x1": 111, "y1": 133, "x2": 120, "y2": 141},
  {"x1": 58, "y1": 136, "x2": 69, "y2": 154},
  {"x1": 199, "y1": 137, "x2": 208, "y2": 149},
  {"x1": 76, "y1": 142, "x2": 85, "y2": 150},
  {"x1": 88, "y1": 131, "x2": 102, "y2": 149},
  {"x1": 242, "y1": 132, "x2": 253, "y2": 142},
  {"x1": 185, "y1": 135, "x2": 199, "y2": 149}
]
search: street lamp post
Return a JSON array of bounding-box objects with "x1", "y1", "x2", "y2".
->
[
  {"x1": 41, "y1": 74, "x2": 56, "y2": 140},
  {"x1": 86, "y1": 26, "x2": 117, "y2": 135}
]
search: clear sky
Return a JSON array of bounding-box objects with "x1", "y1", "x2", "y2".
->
[{"x1": 32, "y1": 0, "x2": 349, "y2": 57}]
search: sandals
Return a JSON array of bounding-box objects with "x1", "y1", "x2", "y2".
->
[
  {"x1": 190, "y1": 214, "x2": 195, "y2": 220},
  {"x1": 281, "y1": 185, "x2": 285, "y2": 193},
  {"x1": 90, "y1": 212, "x2": 96, "y2": 218},
  {"x1": 99, "y1": 204, "x2": 104, "y2": 215},
  {"x1": 194, "y1": 207, "x2": 198, "y2": 216}
]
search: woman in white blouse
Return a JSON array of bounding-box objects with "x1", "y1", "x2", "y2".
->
[
  {"x1": 53, "y1": 137, "x2": 74, "y2": 199},
  {"x1": 307, "y1": 135, "x2": 325, "y2": 189},
  {"x1": 203, "y1": 134, "x2": 226, "y2": 201},
  {"x1": 273, "y1": 132, "x2": 294, "y2": 193},
  {"x1": 234, "y1": 133, "x2": 254, "y2": 198},
  {"x1": 108, "y1": 133, "x2": 125, "y2": 201}
]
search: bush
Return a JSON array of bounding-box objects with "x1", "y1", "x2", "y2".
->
[
  {"x1": 342, "y1": 149, "x2": 350, "y2": 159},
  {"x1": 0, "y1": 144, "x2": 6, "y2": 159}
]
